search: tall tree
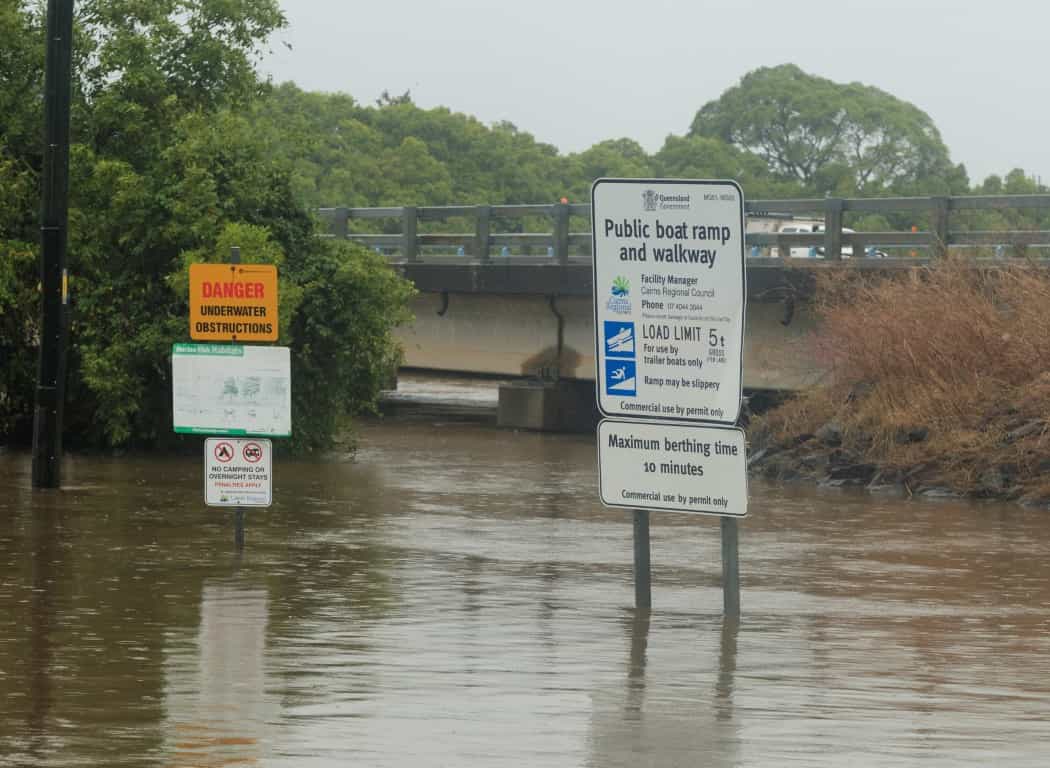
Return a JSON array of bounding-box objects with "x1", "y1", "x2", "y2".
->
[
  {"x1": 689, "y1": 64, "x2": 968, "y2": 195},
  {"x1": 562, "y1": 139, "x2": 652, "y2": 201}
]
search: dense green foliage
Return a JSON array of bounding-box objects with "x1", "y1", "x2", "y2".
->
[
  {"x1": 0, "y1": 0, "x2": 413, "y2": 450},
  {"x1": 2, "y1": 0, "x2": 1045, "y2": 450}
]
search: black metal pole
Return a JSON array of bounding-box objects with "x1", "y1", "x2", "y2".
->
[
  {"x1": 633, "y1": 509, "x2": 651, "y2": 610},
  {"x1": 32, "y1": 0, "x2": 75, "y2": 489},
  {"x1": 229, "y1": 247, "x2": 246, "y2": 551},
  {"x1": 721, "y1": 517, "x2": 740, "y2": 616}
]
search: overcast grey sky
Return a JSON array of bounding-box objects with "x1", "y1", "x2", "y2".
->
[{"x1": 261, "y1": 0, "x2": 1046, "y2": 185}]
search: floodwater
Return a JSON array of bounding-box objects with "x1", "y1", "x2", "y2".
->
[{"x1": 3, "y1": 376, "x2": 1050, "y2": 766}]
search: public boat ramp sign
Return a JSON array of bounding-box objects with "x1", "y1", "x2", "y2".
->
[
  {"x1": 592, "y1": 178, "x2": 748, "y2": 519},
  {"x1": 591, "y1": 178, "x2": 745, "y2": 425}
]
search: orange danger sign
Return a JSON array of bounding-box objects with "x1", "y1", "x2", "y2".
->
[{"x1": 190, "y1": 263, "x2": 278, "y2": 341}]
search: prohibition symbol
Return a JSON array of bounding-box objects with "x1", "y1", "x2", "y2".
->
[
  {"x1": 243, "y1": 442, "x2": 264, "y2": 463},
  {"x1": 213, "y1": 441, "x2": 235, "y2": 462}
]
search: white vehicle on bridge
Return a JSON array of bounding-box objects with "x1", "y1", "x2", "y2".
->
[
  {"x1": 767, "y1": 219, "x2": 822, "y2": 259},
  {"x1": 771, "y1": 221, "x2": 886, "y2": 259}
]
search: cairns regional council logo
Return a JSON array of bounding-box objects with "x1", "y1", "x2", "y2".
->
[{"x1": 606, "y1": 276, "x2": 631, "y2": 314}]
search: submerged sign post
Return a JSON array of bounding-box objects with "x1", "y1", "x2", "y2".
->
[
  {"x1": 175, "y1": 250, "x2": 289, "y2": 549},
  {"x1": 591, "y1": 178, "x2": 749, "y2": 613}
]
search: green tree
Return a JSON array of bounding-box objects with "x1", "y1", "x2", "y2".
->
[
  {"x1": 0, "y1": 0, "x2": 413, "y2": 451},
  {"x1": 563, "y1": 139, "x2": 652, "y2": 200},
  {"x1": 284, "y1": 241, "x2": 414, "y2": 451},
  {"x1": 690, "y1": 64, "x2": 968, "y2": 196},
  {"x1": 252, "y1": 85, "x2": 568, "y2": 210}
]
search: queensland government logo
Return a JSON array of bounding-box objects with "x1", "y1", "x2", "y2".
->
[
  {"x1": 606, "y1": 276, "x2": 631, "y2": 314},
  {"x1": 642, "y1": 189, "x2": 691, "y2": 211}
]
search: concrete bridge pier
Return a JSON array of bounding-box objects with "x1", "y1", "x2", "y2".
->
[{"x1": 497, "y1": 378, "x2": 599, "y2": 432}]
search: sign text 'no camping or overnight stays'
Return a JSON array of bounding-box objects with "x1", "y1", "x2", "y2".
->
[{"x1": 190, "y1": 263, "x2": 278, "y2": 342}]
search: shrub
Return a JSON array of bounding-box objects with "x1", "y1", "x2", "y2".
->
[{"x1": 752, "y1": 258, "x2": 1050, "y2": 497}]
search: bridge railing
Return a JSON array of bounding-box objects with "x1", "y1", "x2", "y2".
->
[{"x1": 318, "y1": 194, "x2": 1050, "y2": 264}]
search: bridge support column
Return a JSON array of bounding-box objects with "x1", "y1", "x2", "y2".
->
[{"x1": 497, "y1": 379, "x2": 598, "y2": 432}]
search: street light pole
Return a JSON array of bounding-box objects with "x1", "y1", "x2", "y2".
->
[{"x1": 32, "y1": 0, "x2": 75, "y2": 489}]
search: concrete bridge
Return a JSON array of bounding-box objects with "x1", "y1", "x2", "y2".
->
[{"x1": 320, "y1": 194, "x2": 1050, "y2": 429}]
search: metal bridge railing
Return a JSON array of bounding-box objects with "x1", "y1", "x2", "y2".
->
[{"x1": 317, "y1": 195, "x2": 1050, "y2": 264}]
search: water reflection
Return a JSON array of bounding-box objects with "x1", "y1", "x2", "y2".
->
[
  {"x1": 26, "y1": 498, "x2": 61, "y2": 761},
  {"x1": 587, "y1": 612, "x2": 740, "y2": 768},
  {"x1": 624, "y1": 612, "x2": 648, "y2": 718},
  {"x1": 164, "y1": 580, "x2": 274, "y2": 766},
  {"x1": 715, "y1": 617, "x2": 737, "y2": 723}
]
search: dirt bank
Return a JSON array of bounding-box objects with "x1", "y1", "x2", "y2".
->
[{"x1": 745, "y1": 259, "x2": 1050, "y2": 507}]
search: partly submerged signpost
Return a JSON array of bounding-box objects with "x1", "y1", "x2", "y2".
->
[
  {"x1": 173, "y1": 249, "x2": 290, "y2": 548},
  {"x1": 591, "y1": 178, "x2": 749, "y2": 613}
]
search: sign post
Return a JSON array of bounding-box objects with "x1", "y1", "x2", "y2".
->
[
  {"x1": 174, "y1": 247, "x2": 288, "y2": 550},
  {"x1": 721, "y1": 517, "x2": 740, "y2": 615},
  {"x1": 227, "y1": 247, "x2": 245, "y2": 549},
  {"x1": 633, "y1": 509, "x2": 652, "y2": 609},
  {"x1": 591, "y1": 178, "x2": 748, "y2": 614}
]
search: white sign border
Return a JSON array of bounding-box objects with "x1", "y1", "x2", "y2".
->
[{"x1": 590, "y1": 177, "x2": 747, "y2": 426}]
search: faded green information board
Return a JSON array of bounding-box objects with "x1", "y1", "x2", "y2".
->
[{"x1": 171, "y1": 343, "x2": 291, "y2": 437}]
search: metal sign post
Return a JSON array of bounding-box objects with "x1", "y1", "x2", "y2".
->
[
  {"x1": 721, "y1": 517, "x2": 740, "y2": 616},
  {"x1": 172, "y1": 247, "x2": 287, "y2": 551},
  {"x1": 229, "y1": 247, "x2": 245, "y2": 550},
  {"x1": 633, "y1": 510, "x2": 652, "y2": 610},
  {"x1": 591, "y1": 178, "x2": 748, "y2": 614}
]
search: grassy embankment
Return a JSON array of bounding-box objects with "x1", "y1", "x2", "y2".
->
[{"x1": 748, "y1": 259, "x2": 1050, "y2": 504}]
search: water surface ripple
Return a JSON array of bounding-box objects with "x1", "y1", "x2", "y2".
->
[{"x1": 2, "y1": 402, "x2": 1049, "y2": 765}]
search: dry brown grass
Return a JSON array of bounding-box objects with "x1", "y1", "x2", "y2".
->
[{"x1": 751, "y1": 258, "x2": 1050, "y2": 499}]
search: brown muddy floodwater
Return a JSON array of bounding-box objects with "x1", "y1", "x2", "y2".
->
[{"x1": 3, "y1": 375, "x2": 1050, "y2": 766}]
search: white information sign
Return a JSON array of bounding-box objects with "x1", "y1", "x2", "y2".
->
[
  {"x1": 598, "y1": 420, "x2": 747, "y2": 517},
  {"x1": 204, "y1": 437, "x2": 272, "y2": 507},
  {"x1": 591, "y1": 178, "x2": 745, "y2": 425},
  {"x1": 172, "y1": 344, "x2": 291, "y2": 436}
]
